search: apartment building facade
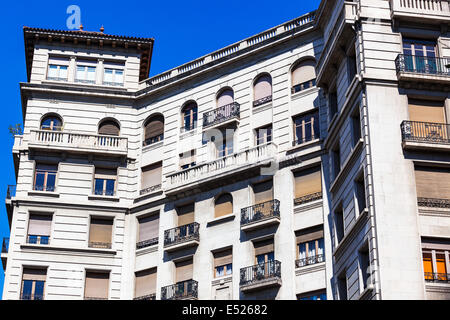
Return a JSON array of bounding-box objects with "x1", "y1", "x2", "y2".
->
[{"x1": 1, "y1": 0, "x2": 449, "y2": 300}]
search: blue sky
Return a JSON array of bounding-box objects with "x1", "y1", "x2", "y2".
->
[{"x1": 0, "y1": 0, "x2": 319, "y2": 298}]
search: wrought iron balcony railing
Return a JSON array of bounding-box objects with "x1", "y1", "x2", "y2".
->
[
  {"x1": 143, "y1": 134, "x2": 164, "y2": 147},
  {"x1": 26, "y1": 235, "x2": 50, "y2": 245},
  {"x1": 161, "y1": 279, "x2": 198, "y2": 300},
  {"x1": 133, "y1": 293, "x2": 156, "y2": 300},
  {"x1": 33, "y1": 185, "x2": 56, "y2": 192},
  {"x1": 202, "y1": 102, "x2": 240, "y2": 128},
  {"x1": 136, "y1": 237, "x2": 159, "y2": 250},
  {"x1": 294, "y1": 192, "x2": 323, "y2": 206},
  {"x1": 6, "y1": 185, "x2": 16, "y2": 199},
  {"x1": 253, "y1": 95, "x2": 272, "y2": 107},
  {"x1": 240, "y1": 260, "x2": 282, "y2": 287},
  {"x1": 295, "y1": 254, "x2": 325, "y2": 268},
  {"x1": 291, "y1": 79, "x2": 316, "y2": 94},
  {"x1": 390, "y1": 0, "x2": 450, "y2": 17},
  {"x1": 395, "y1": 54, "x2": 450, "y2": 76},
  {"x1": 401, "y1": 120, "x2": 450, "y2": 144},
  {"x1": 139, "y1": 184, "x2": 161, "y2": 196},
  {"x1": 88, "y1": 242, "x2": 112, "y2": 249},
  {"x1": 2, "y1": 237, "x2": 9, "y2": 253},
  {"x1": 418, "y1": 197, "x2": 450, "y2": 209},
  {"x1": 241, "y1": 199, "x2": 280, "y2": 226},
  {"x1": 424, "y1": 272, "x2": 450, "y2": 283},
  {"x1": 164, "y1": 222, "x2": 200, "y2": 247}
]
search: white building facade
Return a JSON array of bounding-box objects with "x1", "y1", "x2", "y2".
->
[{"x1": 1, "y1": 0, "x2": 450, "y2": 300}]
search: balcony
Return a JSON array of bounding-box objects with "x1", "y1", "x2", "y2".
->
[
  {"x1": 26, "y1": 235, "x2": 50, "y2": 245},
  {"x1": 5, "y1": 185, "x2": 16, "y2": 228},
  {"x1": 28, "y1": 130, "x2": 128, "y2": 157},
  {"x1": 395, "y1": 54, "x2": 450, "y2": 85},
  {"x1": 294, "y1": 192, "x2": 323, "y2": 206},
  {"x1": 133, "y1": 293, "x2": 156, "y2": 300},
  {"x1": 21, "y1": 294, "x2": 44, "y2": 300},
  {"x1": 400, "y1": 120, "x2": 450, "y2": 151},
  {"x1": 136, "y1": 237, "x2": 159, "y2": 250},
  {"x1": 241, "y1": 200, "x2": 280, "y2": 232},
  {"x1": 88, "y1": 242, "x2": 112, "y2": 249},
  {"x1": 163, "y1": 222, "x2": 200, "y2": 252},
  {"x1": 425, "y1": 272, "x2": 450, "y2": 283},
  {"x1": 390, "y1": 0, "x2": 450, "y2": 24},
  {"x1": 253, "y1": 95, "x2": 272, "y2": 108},
  {"x1": 418, "y1": 197, "x2": 450, "y2": 209},
  {"x1": 240, "y1": 260, "x2": 282, "y2": 292},
  {"x1": 165, "y1": 142, "x2": 277, "y2": 197},
  {"x1": 1, "y1": 237, "x2": 9, "y2": 270},
  {"x1": 202, "y1": 102, "x2": 240, "y2": 129},
  {"x1": 295, "y1": 254, "x2": 325, "y2": 268},
  {"x1": 161, "y1": 280, "x2": 198, "y2": 300}
]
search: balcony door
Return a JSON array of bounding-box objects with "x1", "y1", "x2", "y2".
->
[
  {"x1": 254, "y1": 239, "x2": 275, "y2": 279},
  {"x1": 408, "y1": 99, "x2": 447, "y2": 141},
  {"x1": 403, "y1": 39, "x2": 437, "y2": 74}
]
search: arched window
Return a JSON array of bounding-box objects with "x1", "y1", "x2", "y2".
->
[
  {"x1": 181, "y1": 102, "x2": 198, "y2": 132},
  {"x1": 143, "y1": 114, "x2": 164, "y2": 146},
  {"x1": 253, "y1": 74, "x2": 272, "y2": 107},
  {"x1": 41, "y1": 114, "x2": 63, "y2": 131},
  {"x1": 291, "y1": 59, "x2": 316, "y2": 94},
  {"x1": 217, "y1": 88, "x2": 234, "y2": 108},
  {"x1": 214, "y1": 193, "x2": 233, "y2": 218},
  {"x1": 98, "y1": 119, "x2": 120, "y2": 136}
]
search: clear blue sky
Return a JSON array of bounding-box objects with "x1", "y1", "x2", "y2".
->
[{"x1": 0, "y1": 0, "x2": 319, "y2": 298}]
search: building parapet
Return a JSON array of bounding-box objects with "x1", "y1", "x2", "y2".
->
[{"x1": 390, "y1": 0, "x2": 450, "y2": 23}]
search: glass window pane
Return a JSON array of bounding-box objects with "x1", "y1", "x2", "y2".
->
[
  {"x1": 104, "y1": 69, "x2": 113, "y2": 82},
  {"x1": 46, "y1": 172, "x2": 56, "y2": 191},
  {"x1": 59, "y1": 66, "x2": 68, "y2": 79},
  {"x1": 308, "y1": 240, "x2": 316, "y2": 257},
  {"x1": 34, "y1": 281, "x2": 45, "y2": 300},
  {"x1": 94, "y1": 179, "x2": 104, "y2": 195},
  {"x1": 34, "y1": 172, "x2": 45, "y2": 190},
  {"x1": 48, "y1": 65, "x2": 58, "y2": 78},
  {"x1": 87, "y1": 67, "x2": 96, "y2": 81},
  {"x1": 115, "y1": 70, "x2": 124, "y2": 83},
  {"x1": 299, "y1": 243, "x2": 306, "y2": 259},
  {"x1": 105, "y1": 179, "x2": 115, "y2": 196},
  {"x1": 22, "y1": 280, "x2": 33, "y2": 300},
  {"x1": 76, "y1": 66, "x2": 85, "y2": 79},
  {"x1": 226, "y1": 264, "x2": 232, "y2": 275}
]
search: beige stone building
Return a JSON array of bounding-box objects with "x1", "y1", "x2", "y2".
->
[{"x1": 1, "y1": 0, "x2": 450, "y2": 300}]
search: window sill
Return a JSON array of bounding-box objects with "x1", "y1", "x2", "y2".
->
[
  {"x1": 180, "y1": 128, "x2": 198, "y2": 139},
  {"x1": 142, "y1": 140, "x2": 164, "y2": 152},
  {"x1": 136, "y1": 243, "x2": 159, "y2": 255},
  {"x1": 88, "y1": 194, "x2": 120, "y2": 201},
  {"x1": 27, "y1": 190, "x2": 60, "y2": 198},
  {"x1": 287, "y1": 138, "x2": 322, "y2": 154},
  {"x1": 252, "y1": 101, "x2": 272, "y2": 114},
  {"x1": 20, "y1": 243, "x2": 117, "y2": 255},
  {"x1": 295, "y1": 261, "x2": 325, "y2": 275},
  {"x1": 291, "y1": 86, "x2": 319, "y2": 101},
  {"x1": 207, "y1": 213, "x2": 236, "y2": 227},
  {"x1": 41, "y1": 80, "x2": 128, "y2": 91},
  {"x1": 211, "y1": 275, "x2": 233, "y2": 286}
]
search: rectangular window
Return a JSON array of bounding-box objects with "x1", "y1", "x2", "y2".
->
[
  {"x1": 253, "y1": 179, "x2": 273, "y2": 205},
  {"x1": 84, "y1": 271, "x2": 109, "y2": 300},
  {"x1": 216, "y1": 129, "x2": 234, "y2": 158},
  {"x1": 402, "y1": 39, "x2": 437, "y2": 73},
  {"x1": 47, "y1": 56, "x2": 69, "y2": 81},
  {"x1": 94, "y1": 168, "x2": 117, "y2": 196},
  {"x1": 213, "y1": 248, "x2": 232, "y2": 278},
  {"x1": 27, "y1": 214, "x2": 52, "y2": 245},
  {"x1": 140, "y1": 162, "x2": 162, "y2": 194},
  {"x1": 21, "y1": 268, "x2": 46, "y2": 300},
  {"x1": 297, "y1": 290, "x2": 327, "y2": 300},
  {"x1": 329, "y1": 91, "x2": 338, "y2": 121},
  {"x1": 76, "y1": 59, "x2": 97, "y2": 83},
  {"x1": 293, "y1": 166, "x2": 322, "y2": 205},
  {"x1": 337, "y1": 272, "x2": 348, "y2": 300},
  {"x1": 293, "y1": 111, "x2": 319, "y2": 146},
  {"x1": 137, "y1": 214, "x2": 159, "y2": 249},
  {"x1": 335, "y1": 206, "x2": 344, "y2": 244},
  {"x1": 103, "y1": 68, "x2": 124, "y2": 86},
  {"x1": 89, "y1": 217, "x2": 113, "y2": 249},
  {"x1": 175, "y1": 258, "x2": 193, "y2": 283},
  {"x1": 296, "y1": 225, "x2": 324, "y2": 267},
  {"x1": 355, "y1": 174, "x2": 367, "y2": 214},
  {"x1": 135, "y1": 268, "x2": 156, "y2": 299},
  {"x1": 359, "y1": 243, "x2": 371, "y2": 290},
  {"x1": 179, "y1": 150, "x2": 196, "y2": 170},
  {"x1": 177, "y1": 203, "x2": 195, "y2": 227},
  {"x1": 34, "y1": 163, "x2": 57, "y2": 192},
  {"x1": 422, "y1": 238, "x2": 450, "y2": 282},
  {"x1": 255, "y1": 125, "x2": 272, "y2": 146},
  {"x1": 414, "y1": 166, "x2": 450, "y2": 202},
  {"x1": 352, "y1": 110, "x2": 362, "y2": 146},
  {"x1": 347, "y1": 51, "x2": 357, "y2": 82},
  {"x1": 332, "y1": 145, "x2": 341, "y2": 180}
]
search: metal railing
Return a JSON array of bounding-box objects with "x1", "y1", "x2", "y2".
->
[
  {"x1": 2, "y1": 237, "x2": 9, "y2": 253},
  {"x1": 139, "y1": 184, "x2": 161, "y2": 196},
  {"x1": 241, "y1": 199, "x2": 280, "y2": 226},
  {"x1": 240, "y1": 260, "x2": 282, "y2": 287},
  {"x1": 253, "y1": 95, "x2": 272, "y2": 108},
  {"x1": 202, "y1": 102, "x2": 240, "y2": 128},
  {"x1": 88, "y1": 242, "x2": 112, "y2": 249},
  {"x1": 33, "y1": 185, "x2": 56, "y2": 192},
  {"x1": 136, "y1": 237, "x2": 159, "y2": 250},
  {"x1": 294, "y1": 192, "x2": 323, "y2": 206},
  {"x1": 161, "y1": 279, "x2": 198, "y2": 300},
  {"x1": 291, "y1": 79, "x2": 316, "y2": 94},
  {"x1": 424, "y1": 272, "x2": 450, "y2": 283},
  {"x1": 295, "y1": 254, "x2": 325, "y2": 268},
  {"x1": 390, "y1": 0, "x2": 450, "y2": 15},
  {"x1": 133, "y1": 293, "x2": 156, "y2": 300},
  {"x1": 164, "y1": 222, "x2": 200, "y2": 247},
  {"x1": 21, "y1": 294, "x2": 44, "y2": 300},
  {"x1": 6, "y1": 185, "x2": 16, "y2": 199},
  {"x1": 401, "y1": 120, "x2": 450, "y2": 144},
  {"x1": 418, "y1": 197, "x2": 450, "y2": 208},
  {"x1": 143, "y1": 134, "x2": 164, "y2": 147},
  {"x1": 395, "y1": 54, "x2": 450, "y2": 76},
  {"x1": 26, "y1": 235, "x2": 50, "y2": 245}
]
